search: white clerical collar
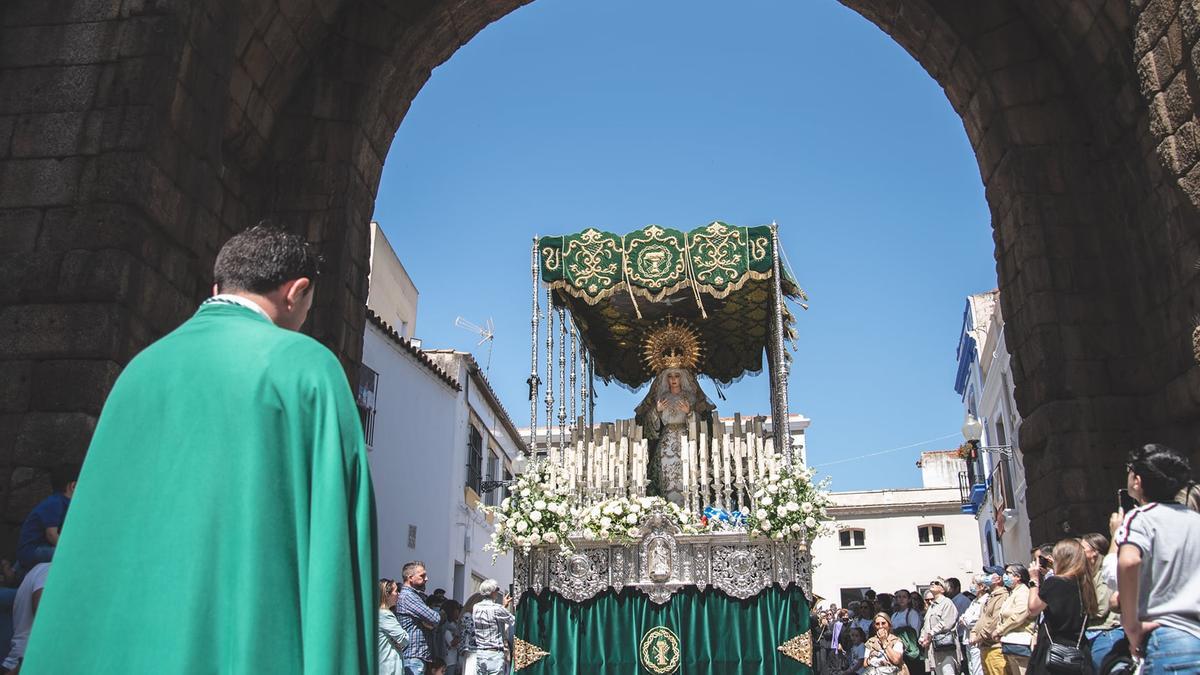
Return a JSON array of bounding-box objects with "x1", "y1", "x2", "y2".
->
[{"x1": 208, "y1": 293, "x2": 272, "y2": 322}]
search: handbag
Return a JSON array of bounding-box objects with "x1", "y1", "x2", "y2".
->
[
  {"x1": 932, "y1": 631, "x2": 957, "y2": 650},
  {"x1": 1043, "y1": 593, "x2": 1088, "y2": 675}
]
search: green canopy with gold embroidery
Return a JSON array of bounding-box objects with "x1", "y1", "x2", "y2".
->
[{"x1": 539, "y1": 222, "x2": 804, "y2": 389}]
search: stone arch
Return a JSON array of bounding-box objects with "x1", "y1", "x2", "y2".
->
[{"x1": 1, "y1": 0, "x2": 1196, "y2": 549}]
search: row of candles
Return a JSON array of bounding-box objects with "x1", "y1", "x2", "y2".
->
[{"x1": 544, "y1": 415, "x2": 784, "y2": 515}]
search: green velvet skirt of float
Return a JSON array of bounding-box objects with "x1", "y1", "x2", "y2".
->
[{"x1": 514, "y1": 585, "x2": 813, "y2": 674}]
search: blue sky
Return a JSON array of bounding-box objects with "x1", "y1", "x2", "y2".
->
[{"x1": 371, "y1": 0, "x2": 997, "y2": 492}]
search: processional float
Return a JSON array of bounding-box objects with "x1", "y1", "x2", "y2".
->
[{"x1": 491, "y1": 222, "x2": 828, "y2": 674}]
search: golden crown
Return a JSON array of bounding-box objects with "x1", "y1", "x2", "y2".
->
[{"x1": 641, "y1": 318, "x2": 704, "y2": 373}]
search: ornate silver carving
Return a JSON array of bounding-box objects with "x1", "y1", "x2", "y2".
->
[
  {"x1": 710, "y1": 544, "x2": 772, "y2": 600},
  {"x1": 550, "y1": 548, "x2": 610, "y2": 603},
  {"x1": 511, "y1": 505, "x2": 810, "y2": 605}
]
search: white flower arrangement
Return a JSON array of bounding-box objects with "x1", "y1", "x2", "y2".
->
[
  {"x1": 577, "y1": 496, "x2": 697, "y2": 541},
  {"x1": 480, "y1": 458, "x2": 575, "y2": 556},
  {"x1": 746, "y1": 458, "x2": 834, "y2": 542}
]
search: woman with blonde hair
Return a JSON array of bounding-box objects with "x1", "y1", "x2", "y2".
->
[
  {"x1": 1027, "y1": 539, "x2": 1098, "y2": 675},
  {"x1": 863, "y1": 613, "x2": 908, "y2": 675},
  {"x1": 377, "y1": 579, "x2": 409, "y2": 675}
]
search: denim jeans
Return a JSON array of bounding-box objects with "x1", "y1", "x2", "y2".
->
[
  {"x1": 1086, "y1": 627, "x2": 1124, "y2": 672},
  {"x1": 1141, "y1": 626, "x2": 1200, "y2": 675},
  {"x1": 476, "y1": 649, "x2": 505, "y2": 675},
  {"x1": 402, "y1": 657, "x2": 426, "y2": 675}
]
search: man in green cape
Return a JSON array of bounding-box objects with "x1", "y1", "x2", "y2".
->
[{"x1": 22, "y1": 225, "x2": 377, "y2": 674}]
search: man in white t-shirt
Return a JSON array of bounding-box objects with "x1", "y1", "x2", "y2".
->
[
  {"x1": 1116, "y1": 444, "x2": 1200, "y2": 675},
  {"x1": 2, "y1": 562, "x2": 50, "y2": 672}
]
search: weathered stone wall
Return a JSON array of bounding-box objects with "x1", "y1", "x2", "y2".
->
[{"x1": 0, "y1": 0, "x2": 1197, "y2": 554}]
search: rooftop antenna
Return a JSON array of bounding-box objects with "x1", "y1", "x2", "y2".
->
[{"x1": 454, "y1": 316, "x2": 495, "y2": 374}]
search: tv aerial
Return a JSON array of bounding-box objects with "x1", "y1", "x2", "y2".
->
[{"x1": 454, "y1": 316, "x2": 495, "y2": 374}]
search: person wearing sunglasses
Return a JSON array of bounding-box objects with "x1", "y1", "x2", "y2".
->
[
  {"x1": 920, "y1": 580, "x2": 961, "y2": 675},
  {"x1": 863, "y1": 613, "x2": 907, "y2": 675}
]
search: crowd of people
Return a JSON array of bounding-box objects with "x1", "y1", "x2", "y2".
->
[
  {"x1": 812, "y1": 443, "x2": 1200, "y2": 675},
  {"x1": 378, "y1": 561, "x2": 515, "y2": 675}
]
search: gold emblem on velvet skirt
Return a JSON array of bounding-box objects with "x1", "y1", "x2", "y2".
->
[
  {"x1": 777, "y1": 632, "x2": 814, "y2": 666},
  {"x1": 639, "y1": 626, "x2": 681, "y2": 674},
  {"x1": 512, "y1": 637, "x2": 550, "y2": 671}
]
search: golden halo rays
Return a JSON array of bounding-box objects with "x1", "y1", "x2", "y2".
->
[{"x1": 641, "y1": 318, "x2": 704, "y2": 374}]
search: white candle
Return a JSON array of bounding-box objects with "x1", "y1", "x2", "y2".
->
[
  {"x1": 746, "y1": 429, "x2": 757, "y2": 486},
  {"x1": 699, "y1": 428, "x2": 709, "y2": 506}
]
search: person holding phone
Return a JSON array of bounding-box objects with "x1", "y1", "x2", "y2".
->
[
  {"x1": 472, "y1": 579, "x2": 514, "y2": 675},
  {"x1": 1115, "y1": 444, "x2": 1200, "y2": 674}
]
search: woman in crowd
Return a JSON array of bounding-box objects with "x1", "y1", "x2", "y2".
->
[
  {"x1": 863, "y1": 613, "x2": 907, "y2": 675},
  {"x1": 377, "y1": 579, "x2": 409, "y2": 675},
  {"x1": 892, "y1": 589, "x2": 923, "y2": 675},
  {"x1": 458, "y1": 592, "x2": 484, "y2": 675},
  {"x1": 1079, "y1": 532, "x2": 1122, "y2": 671},
  {"x1": 993, "y1": 563, "x2": 1034, "y2": 675},
  {"x1": 1027, "y1": 539, "x2": 1097, "y2": 675},
  {"x1": 440, "y1": 600, "x2": 462, "y2": 675},
  {"x1": 959, "y1": 576, "x2": 991, "y2": 675},
  {"x1": 1116, "y1": 444, "x2": 1200, "y2": 675}
]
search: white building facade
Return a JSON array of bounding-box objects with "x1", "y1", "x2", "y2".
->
[
  {"x1": 362, "y1": 318, "x2": 523, "y2": 602},
  {"x1": 954, "y1": 290, "x2": 1032, "y2": 567},
  {"x1": 361, "y1": 223, "x2": 524, "y2": 602},
  {"x1": 811, "y1": 454, "x2": 985, "y2": 606}
]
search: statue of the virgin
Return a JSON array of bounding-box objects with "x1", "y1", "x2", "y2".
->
[{"x1": 635, "y1": 368, "x2": 714, "y2": 505}]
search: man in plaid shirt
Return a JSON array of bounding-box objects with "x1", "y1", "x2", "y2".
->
[{"x1": 395, "y1": 561, "x2": 443, "y2": 675}]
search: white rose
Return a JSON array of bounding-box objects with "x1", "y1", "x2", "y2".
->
[
  {"x1": 516, "y1": 521, "x2": 529, "y2": 533},
  {"x1": 629, "y1": 502, "x2": 642, "y2": 513},
  {"x1": 627, "y1": 527, "x2": 640, "y2": 537},
  {"x1": 801, "y1": 502, "x2": 813, "y2": 513},
  {"x1": 754, "y1": 489, "x2": 765, "y2": 499},
  {"x1": 495, "y1": 521, "x2": 505, "y2": 533},
  {"x1": 639, "y1": 497, "x2": 655, "y2": 508},
  {"x1": 761, "y1": 519, "x2": 773, "y2": 531},
  {"x1": 776, "y1": 506, "x2": 788, "y2": 518},
  {"x1": 805, "y1": 516, "x2": 817, "y2": 528},
  {"x1": 544, "y1": 531, "x2": 559, "y2": 544},
  {"x1": 756, "y1": 509, "x2": 770, "y2": 520},
  {"x1": 558, "y1": 522, "x2": 568, "y2": 532},
  {"x1": 768, "y1": 484, "x2": 780, "y2": 494},
  {"x1": 501, "y1": 498, "x2": 511, "y2": 510},
  {"x1": 599, "y1": 529, "x2": 610, "y2": 538},
  {"x1": 782, "y1": 478, "x2": 795, "y2": 488},
  {"x1": 625, "y1": 513, "x2": 638, "y2": 525},
  {"x1": 521, "y1": 488, "x2": 531, "y2": 497},
  {"x1": 534, "y1": 499, "x2": 546, "y2": 510},
  {"x1": 600, "y1": 517, "x2": 612, "y2": 529},
  {"x1": 761, "y1": 495, "x2": 773, "y2": 506},
  {"x1": 786, "y1": 501, "x2": 800, "y2": 512},
  {"x1": 529, "y1": 533, "x2": 542, "y2": 545},
  {"x1": 773, "y1": 531, "x2": 785, "y2": 540},
  {"x1": 791, "y1": 523, "x2": 802, "y2": 532},
  {"x1": 530, "y1": 510, "x2": 543, "y2": 523}
]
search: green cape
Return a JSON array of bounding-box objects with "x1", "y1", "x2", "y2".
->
[{"x1": 22, "y1": 302, "x2": 377, "y2": 674}]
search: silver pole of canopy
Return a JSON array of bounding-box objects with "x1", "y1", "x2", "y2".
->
[
  {"x1": 544, "y1": 287, "x2": 554, "y2": 459},
  {"x1": 528, "y1": 239, "x2": 540, "y2": 454},
  {"x1": 769, "y1": 223, "x2": 793, "y2": 466}
]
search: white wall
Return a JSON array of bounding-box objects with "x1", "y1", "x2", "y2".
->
[
  {"x1": 811, "y1": 488, "x2": 984, "y2": 604},
  {"x1": 364, "y1": 324, "x2": 462, "y2": 593},
  {"x1": 367, "y1": 222, "x2": 419, "y2": 339}
]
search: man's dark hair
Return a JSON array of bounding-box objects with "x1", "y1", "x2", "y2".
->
[
  {"x1": 401, "y1": 560, "x2": 425, "y2": 581},
  {"x1": 213, "y1": 222, "x2": 320, "y2": 294},
  {"x1": 51, "y1": 463, "x2": 82, "y2": 492},
  {"x1": 1128, "y1": 443, "x2": 1193, "y2": 503},
  {"x1": 945, "y1": 577, "x2": 961, "y2": 594}
]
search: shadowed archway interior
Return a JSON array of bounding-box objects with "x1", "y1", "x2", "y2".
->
[{"x1": 1, "y1": 0, "x2": 1198, "y2": 549}]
